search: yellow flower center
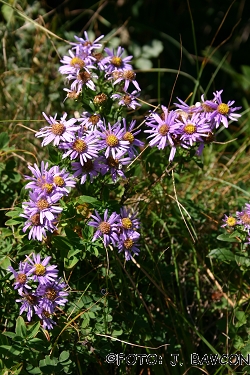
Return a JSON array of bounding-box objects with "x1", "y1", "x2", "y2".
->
[
  {"x1": 37, "y1": 199, "x2": 49, "y2": 210},
  {"x1": 106, "y1": 134, "x2": 119, "y2": 147},
  {"x1": 70, "y1": 57, "x2": 85, "y2": 69},
  {"x1": 73, "y1": 139, "x2": 87, "y2": 153},
  {"x1": 226, "y1": 217, "x2": 236, "y2": 227},
  {"x1": 53, "y1": 176, "x2": 65, "y2": 187},
  {"x1": 45, "y1": 287, "x2": 57, "y2": 301},
  {"x1": 42, "y1": 183, "x2": 54, "y2": 194},
  {"x1": 217, "y1": 103, "x2": 229, "y2": 115},
  {"x1": 93, "y1": 93, "x2": 108, "y2": 105},
  {"x1": 111, "y1": 56, "x2": 123, "y2": 67},
  {"x1": 123, "y1": 132, "x2": 134, "y2": 144},
  {"x1": 121, "y1": 218, "x2": 132, "y2": 229},
  {"x1": 123, "y1": 238, "x2": 134, "y2": 249},
  {"x1": 51, "y1": 123, "x2": 65, "y2": 136},
  {"x1": 24, "y1": 294, "x2": 38, "y2": 305},
  {"x1": 34, "y1": 263, "x2": 46, "y2": 276},
  {"x1": 42, "y1": 310, "x2": 51, "y2": 318},
  {"x1": 159, "y1": 124, "x2": 170, "y2": 136},
  {"x1": 16, "y1": 273, "x2": 27, "y2": 284},
  {"x1": 31, "y1": 213, "x2": 40, "y2": 226},
  {"x1": 99, "y1": 221, "x2": 111, "y2": 234},
  {"x1": 184, "y1": 123, "x2": 196, "y2": 135}
]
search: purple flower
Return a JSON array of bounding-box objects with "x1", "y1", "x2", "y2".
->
[
  {"x1": 71, "y1": 157, "x2": 103, "y2": 184},
  {"x1": 96, "y1": 122, "x2": 130, "y2": 159},
  {"x1": 117, "y1": 231, "x2": 140, "y2": 261},
  {"x1": 145, "y1": 108, "x2": 179, "y2": 149},
  {"x1": 174, "y1": 113, "x2": 211, "y2": 148},
  {"x1": 111, "y1": 90, "x2": 141, "y2": 110},
  {"x1": 102, "y1": 47, "x2": 133, "y2": 73},
  {"x1": 16, "y1": 292, "x2": 39, "y2": 322},
  {"x1": 36, "y1": 112, "x2": 80, "y2": 147},
  {"x1": 60, "y1": 131, "x2": 100, "y2": 165},
  {"x1": 24, "y1": 162, "x2": 76, "y2": 197},
  {"x1": 204, "y1": 90, "x2": 241, "y2": 128},
  {"x1": 100, "y1": 154, "x2": 131, "y2": 182},
  {"x1": 121, "y1": 118, "x2": 144, "y2": 157},
  {"x1": 88, "y1": 209, "x2": 119, "y2": 247},
  {"x1": 72, "y1": 32, "x2": 104, "y2": 55},
  {"x1": 20, "y1": 211, "x2": 57, "y2": 241},
  {"x1": 36, "y1": 280, "x2": 68, "y2": 314},
  {"x1": 236, "y1": 207, "x2": 250, "y2": 232},
  {"x1": 111, "y1": 70, "x2": 141, "y2": 92},
  {"x1": 68, "y1": 69, "x2": 97, "y2": 92},
  {"x1": 35, "y1": 307, "x2": 56, "y2": 330},
  {"x1": 118, "y1": 207, "x2": 140, "y2": 232},
  {"x1": 8, "y1": 262, "x2": 32, "y2": 293},
  {"x1": 26, "y1": 254, "x2": 58, "y2": 285},
  {"x1": 22, "y1": 191, "x2": 63, "y2": 224},
  {"x1": 78, "y1": 112, "x2": 103, "y2": 131},
  {"x1": 59, "y1": 49, "x2": 96, "y2": 76}
]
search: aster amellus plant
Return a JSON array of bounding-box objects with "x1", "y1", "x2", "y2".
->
[
  {"x1": 221, "y1": 202, "x2": 250, "y2": 246},
  {"x1": 8, "y1": 254, "x2": 68, "y2": 330}
]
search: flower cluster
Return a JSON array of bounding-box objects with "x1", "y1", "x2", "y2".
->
[
  {"x1": 21, "y1": 162, "x2": 75, "y2": 241},
  {"x1": 8, "y1": 254, "x2": 68, "y2": 330},
  {"x1": 34, "y1": 32, "x2": 144, "y2": 184},
  {"x1": 144, "y1": 90, "x2": 241, "y2": 162},
  {"x1": 88, "y1": 207, "x2": 141, "y2": 261},
  {"x1": 222, "y1": 202, "x2": 250, "y2": 245}
]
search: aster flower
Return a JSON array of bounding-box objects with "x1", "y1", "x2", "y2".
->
[
  {"x1": 68, "y1": 69, "x2": 97, "y2": 92},
  {"x1": 36, "y1": 112, "x2": 80, "y2": 147},
  {"x1": 59, "y1": 49, "x2": 95, "y2": 76},
  {"x1": 112, "y1": 70, "x2": 141, "y2": 92},
  {"x1": 71, "y1": 157, "x2": 103, "y2": 184},
  {"x1": 174, "y1": 97, "x2": 203, "y2": 114},
  {"x1": 96, "y1": 122, "x2": 130, "y2": 159},
  {"x1": 63, "y1": 87, "x2": 82, "y2": 102},
  {"x1": 35, "y1": 307, "x2": 56, "y2": 330},
  {"x1": 26, "y1": 254, "x2": 58, "y2": 285},
  {"x1": 174, "y1": 112, "x2": 211, "y2": 148},
  {"x1": 78, "y1": 111, "x2": 103, "y2": 131},
  {"x1": 145, "y1": 108, "x2": 179, "y2": 149},
  {"x1": 8, "y1": 262, "x2": 32, "y2": 293},
  {"x1": 24, "y1": 161, "x2": 54, "y2": 195},
  {"x1": 36, "y1": 280, "x2": 68, "y2": 314},
  {"x1": 20, "y1": 211, "x2": 57, "y2": 241},
  {"x1": 100, "y1": 154, "x2": 132, "y2": 182},
  {"x1": 117, "y1": 231, "x2": 140, "y2": 261},
  {"x1": 72, "y1": 32, "x2": 104, "y2": 55},
  {"x1": 121, "y1": 118, "x2": 144, "y2": 157},
  {"x1": 236, "y1": 207, "x2": 250, "y2": 232},
  {"x1": 111, "y1": 90, "x2": 141, "y2": 110},
  {"x1": 221, "y1": 214, "x2": 237, "y2": 229},
  {"x1": 118, "y1": 207, "x2": 140, "y2": 236},
  {"x1": 16, "y1": 292, "x2": 39, "y2": 322},
  {"x1": 88, "y1": 209, "x2": 119, "y2": 247},
  {"x1": 204, "y1": 90, "x2": 241, "y2": 128},
  {"x1": 59, "y1": 130, "x2": 100, "y2": 165},
  {"x1": 22, "y1": 191, "x2": 63, "y2": 224},
  {"x1": 102, "y1": 47, "x2": 133, "y2": 73}
]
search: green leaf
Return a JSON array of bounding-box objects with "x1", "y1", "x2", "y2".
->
[
  {"x1": 217, "y1": 233, "x2": 239, "y2": 242},
  {"x1": 27, "y1": 322, "x2": 41, "y2": 339},
  {"x1": 235, "y1": 311, "x2": 247, "y2": 327},
  {"x1": 64, "y1": 256, "x2": 79, "y2": 269},
  {"x1": 5, "y1": 218, "x2": 23, "y2": 226},
  {"x1": 1, "y1": 5, "x2": 13, "y2": 24},
  {"x1": 233, "y1": 335, "x2": 244, "y2": 350},
  {"x1": 76, "y1": 195, "x2": 100, "y2": 206},
  {"x1": 0, "y1": 132, "x2": 9, "y2": 150},
  {"x1": 208, "y1": 248, "x2": 235, "y2": 262},
  {"x1": 59, "y1": 350, "x2": 70, "y2": 362},
  {"x1": 15, "y1": 316, "x2": 27, "y2": 338}
]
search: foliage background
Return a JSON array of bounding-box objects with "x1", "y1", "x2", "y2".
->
[{"x1": 1, "y1": 0, "x2": 250, "y2": 374}]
